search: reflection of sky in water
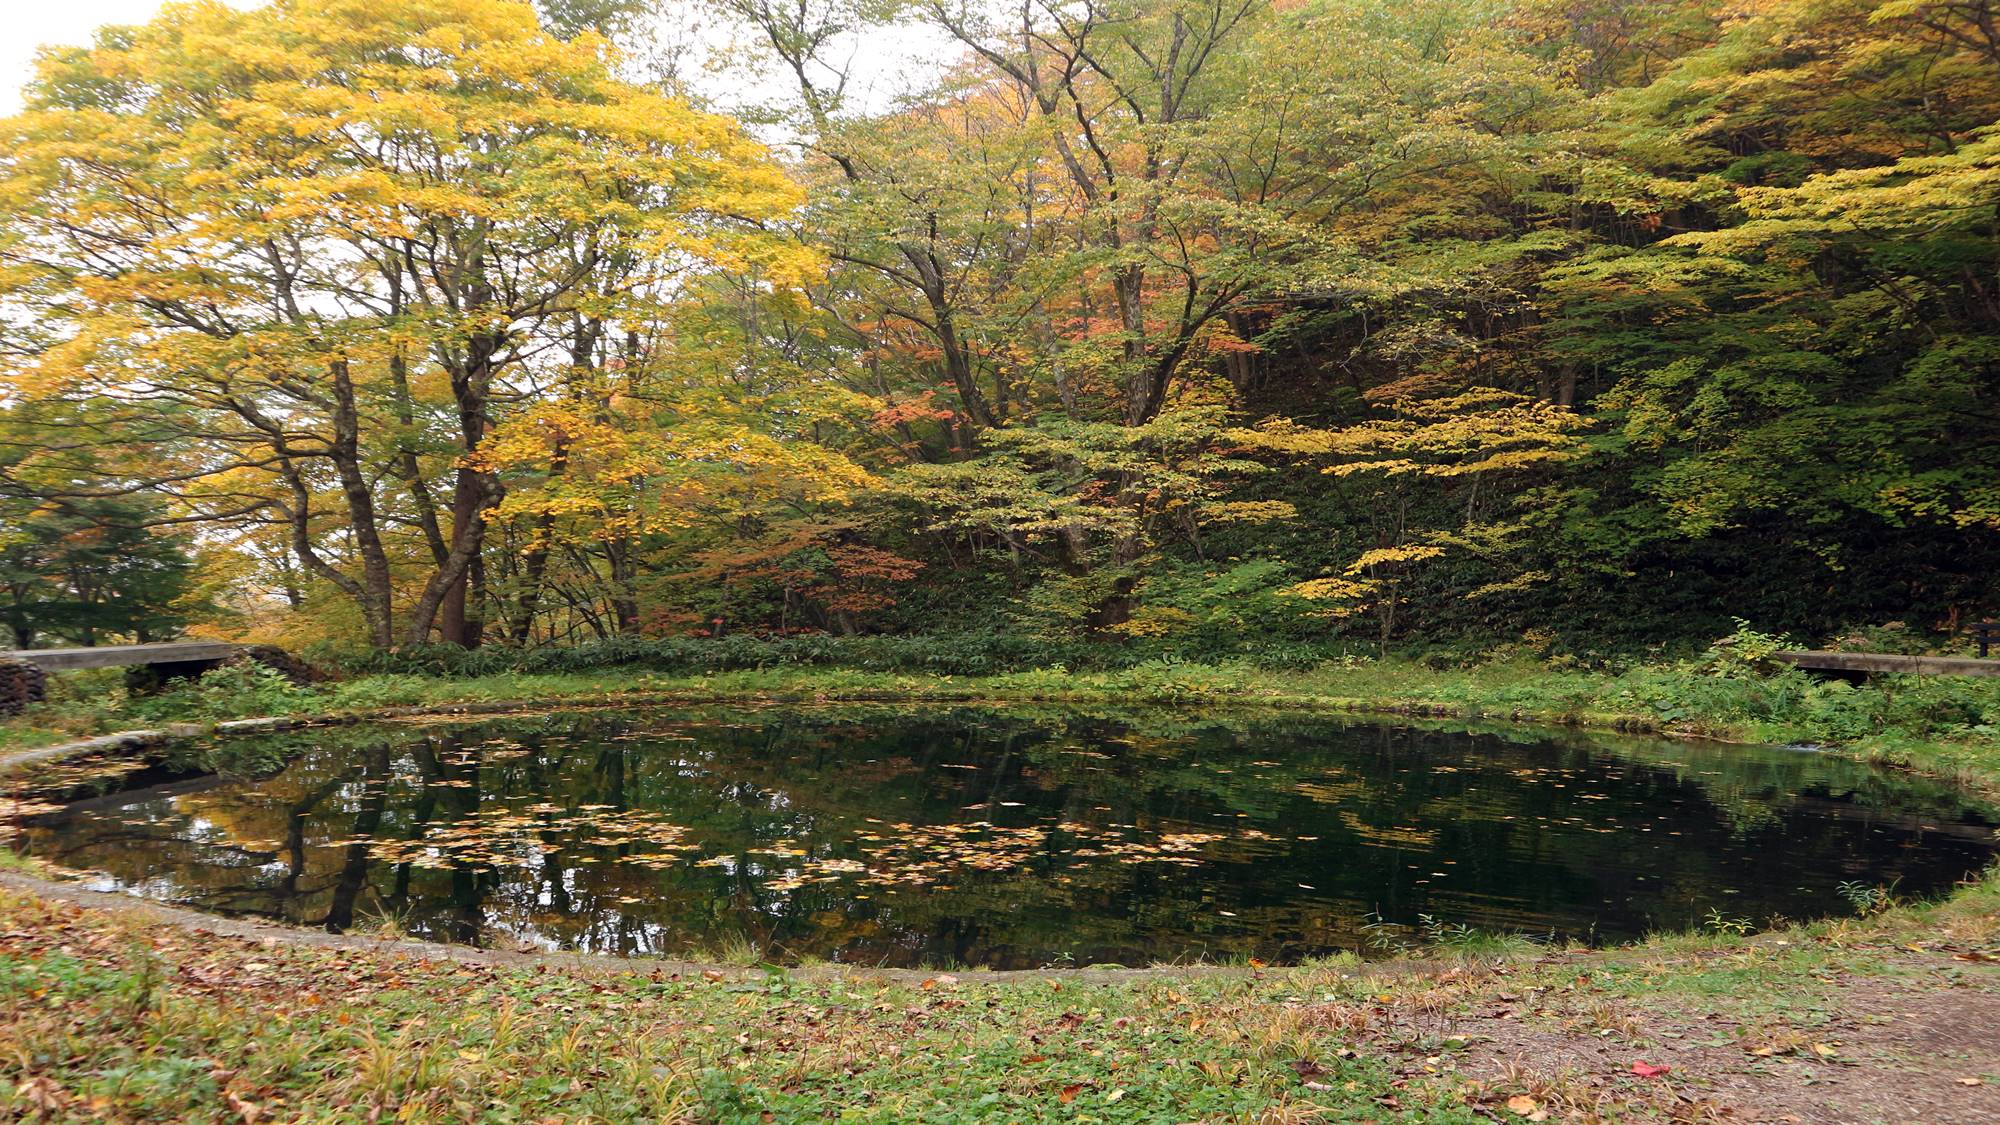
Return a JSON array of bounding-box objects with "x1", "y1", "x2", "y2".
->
[{"x1": 13, "y1": 706, "x2": 1999, "y2": 970}]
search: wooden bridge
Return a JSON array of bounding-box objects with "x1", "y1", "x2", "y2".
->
[
  {"x1": 3, "y1": 641, "x2": 242, "y2": 674},
  {"x1": 1771, "y1": 650, "x2": 2000, "y2": 679},
  {"x1": 0, "y1": 642, "x2": 285, "y2": 715}
]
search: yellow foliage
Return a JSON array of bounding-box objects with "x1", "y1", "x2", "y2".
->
[
  {"x1": 1229, "y1": 390, "x2": 1590, "y2": 480},
  {"x1": 1106, "y1": 606, "x2": 1199, "y2": 637},
  {"x1": 1344, "y1": 545, "x2": 1446, "y2": 574},
  {"x1": 1281, "y1": 577, "x2": 1373, "y2": 602}
]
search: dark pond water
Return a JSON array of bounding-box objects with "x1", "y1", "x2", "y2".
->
[{"x1": 7, "y1": 706, "x2": 1996, "y2": 969}]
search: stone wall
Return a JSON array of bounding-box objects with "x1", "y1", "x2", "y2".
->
[{"x1": 0, "y1": 656, "x2": 49, "y2": 717}]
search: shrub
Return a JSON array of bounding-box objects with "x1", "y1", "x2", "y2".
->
[
  {"x1": 325, "y1": 633, "x2": 1165, "y2": 679},
  {"x1": 126, "y1": 662, "x2": 316, "y2": 722}
]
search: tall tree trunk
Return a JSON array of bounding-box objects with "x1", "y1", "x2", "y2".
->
[
  {"x1": 403, "y1": 476, "x2": 493, "y2": 648},
  {"x1": 329, "y1": 359, "x2": 398, "y2": 645},
  {"x1": 603, "y1": 536, "x2": 640, "y2": 635},
  {"x1": 433, "y1": 329, "x2": 502, "y2": 648},
  {"x1": 388, "y1": 350, "x2": 449, "y2": 567},
  {"x1": 438, "y1": 478, "x2": 484, "y2": 647},
  {"x1": 507, "y1": 438, "x2": 568, "y2": 644},
  {"x1": 275, "y1": 450, "x2": 394, "y2": 649}
]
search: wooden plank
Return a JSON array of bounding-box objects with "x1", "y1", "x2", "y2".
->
[
  {"x1": 1772, "y1": 650, "x2": 2000, "y2": 678},
  {"x1": 1, "y1": 642, "x2": 240, "y2": 671}
]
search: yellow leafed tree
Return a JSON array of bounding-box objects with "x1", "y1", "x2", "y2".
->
[{"x1": 0, "y1": 0, "x2": 820, "y2": 648}]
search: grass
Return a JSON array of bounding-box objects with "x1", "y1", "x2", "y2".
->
[
  {"x1": 8, "y1": 652, "x2": 2000, "y2": 785},
  {"x1": 0, "y1": 883, "x2": 1480, "y2": 1124},
  {"x1": 3, "y1": 870, "x2": 1996, "y2": 1122},
  {"x1": 5, "y1": 650, "x2": 2000, "y2": 1120}
]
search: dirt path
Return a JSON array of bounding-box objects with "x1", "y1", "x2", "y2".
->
[{"x1": 1349, "y1": 944, "x2": 2000, "y2": 1122}]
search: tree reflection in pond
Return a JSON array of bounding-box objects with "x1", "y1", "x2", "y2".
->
[{"x1": 10, "y1": 706, "x2": 1997, "y2": 969}]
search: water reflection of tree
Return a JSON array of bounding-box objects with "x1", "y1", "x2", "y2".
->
[
  {"x1": 324, "y1": 746, "x2": 389, "y2": 931},
  {"x1": 25, "y1": 706, "x2": 1998, "y2": 967},
  {"x1": 390, "y1": 733, "x2": 495, "y2": 944}
]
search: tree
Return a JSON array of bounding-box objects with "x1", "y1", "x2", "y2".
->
[
  {"x1": 1235, "y1": 390, "x2": 1591, "y2": 645},
  {"x1": 0, "y1": 0, "x2": 812, "y2": 649},
  {"x1": 0, "y1": 495, "x2": 199, "y2": 648}
]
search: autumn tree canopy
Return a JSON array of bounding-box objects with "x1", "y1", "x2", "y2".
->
[
  {"x1": 2, "y1": 0, "x2": 1996, "y2": 655},
  {"x1": 0, "y1": 0, "x2": 844, "y2": 649}
]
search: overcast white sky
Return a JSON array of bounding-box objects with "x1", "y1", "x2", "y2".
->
[
  {"x1": 1, "y1": 2, "x2": 201, "y2": 113},
  {"x1": 0, "y1": 1, "x2": 948, "y2": 118}
]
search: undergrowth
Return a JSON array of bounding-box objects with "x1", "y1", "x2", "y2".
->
[{"x1": 5, "y1": 632, "x2": 1999, "y2": 784}]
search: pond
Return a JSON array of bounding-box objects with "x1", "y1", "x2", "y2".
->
[{"x1": 7, "y1": 705, "x2": 1996, "y2": 969}]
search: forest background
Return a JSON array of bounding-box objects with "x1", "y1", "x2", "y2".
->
[{"x1": 2, "y1": 0, "x2": 1997, "y2": 673}]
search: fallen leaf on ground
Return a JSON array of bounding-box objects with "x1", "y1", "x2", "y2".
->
[
  {"x1": 15, "y1": 1077, "x2": 66, "y2": 1114},
  {"x1": 1631, "y1": 1061, "x2": 1671, "y2": 1078}
]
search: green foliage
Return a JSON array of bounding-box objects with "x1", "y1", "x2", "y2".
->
[
  {"x1": 126, "y1": 663, "x2": 315, "y2": 724},
  {"x1": 1700, "y1": 908, "x2": 1754, "y2": 937},
  {"x1": 330, "y1": 633, "x2": 1133, "y2": 678},
  {"x1": 1836, "y1": 879, "x2": 1900, "y2": 917},
  {"x1": 0, "y1": 495, "x2": 200, "y2": 649}
]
